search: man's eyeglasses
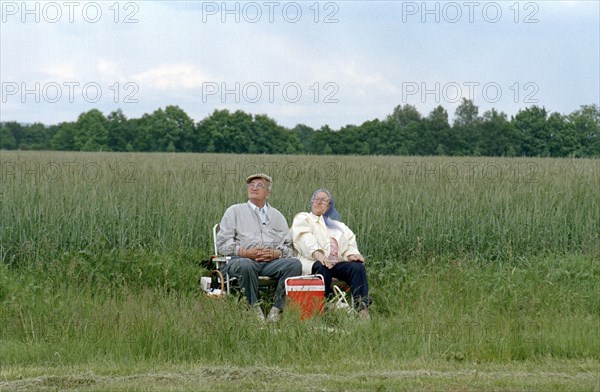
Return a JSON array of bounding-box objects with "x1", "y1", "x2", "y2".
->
[
  {"x1": 247, "y1": 182, "x2": 266, "y2": 190},
  {"x1": 312, "y1": 197, "x2": 330, "y2": 204}
]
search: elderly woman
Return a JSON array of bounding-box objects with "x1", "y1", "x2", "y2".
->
[{"x1": 291, "y1": 189, "x2": 371, "y2": 319}]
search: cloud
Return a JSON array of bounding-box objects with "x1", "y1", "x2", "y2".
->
[
  {"x1": 37, "y1": 62, "x2": 80, "y2": 81},
  {"x1": 97, "y1": 60, "x2": 125, "y2": 81},
  {"x1": 133, "y1": 64, "x2": 212, "y2": 91},
  {"x1": 336, "y1": 64, "x2": 399, "y2": 99}
]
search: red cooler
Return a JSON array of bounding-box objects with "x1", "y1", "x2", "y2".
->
[{"x1": 285, "y1": 275, "x2": 325, "y2": 320}]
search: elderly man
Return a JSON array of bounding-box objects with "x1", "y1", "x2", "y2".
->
[{"x1": 216, "y1": 173, "x2": 302, "y2": 321}]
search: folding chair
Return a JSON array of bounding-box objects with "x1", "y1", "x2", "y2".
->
[{"x1": 209, "y1": 223, "x2": 276, "y2": 295}]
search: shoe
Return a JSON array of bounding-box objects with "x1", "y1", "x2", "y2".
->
[
  {"x1": 358, "y1": 308, "x2": 370, "y2": 320},
  {"x1": 267, "y1": 306, "x2": 282, "y2": 322},
  {"x1": 253, "y1": 305, "x2": 265, "y2": 321}
]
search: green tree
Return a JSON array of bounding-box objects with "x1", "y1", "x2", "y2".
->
[
  {"x1": 106, "y1": 109, "x2": 131, "y2": 152},
  {"x1": 389, "y1": 104, "x2": 422, "y2": 127},
  {"x1": 166, "y1": 141, "x2": 176, "y2": 152},
  {"x1": 135, "y1": 106, "x2": 196, "y2": 152},
  {"x1": 478, "y1": 109, "x2": 519, "y2": 156},
  {"x1": 291, "y1": 124, "x2": 315, "y2": 154},
  {"x1": 19, "y1": 123, "x2": 49, "y2": 150},
  {"x1": 196, "y1": 109, "x2": 254, "y2": 153},
  {"x1": 336, "y1": 124, "x2": 362, "y2": 154},
  {"x1": 0, "y1": 123, "x2": 17, "y2": 149},
  {"x1": 386, "y1": 104, "x2": 422, "y2": 155},
  {"x1": 356, "y1": 119, "x2": 396, "y2": 155},
  {"x1": 568, "y1": 104, "x2": 600, "y2": 157},
  {"x1": 310, "y1": 125, "x2": 336, "y2": 155},
  {"x1": 454, "y1": 98, "x2": 479, "y2": 126},
  {"x1": 417, "y1": 106, "x2": 450, "y2": 155},
  {"x1": 72, "y1": 109, "x2": 109, "y2": 151},
  {"x1": 452, "y1": 98, "x2": 480, "y2": 155},
  {"x1": 164, "y1": 105, "x2": 196, "y2": 152},
  {"x1": 546, "y1": 112, "x2": 580, "y2": 157},
  {"x1": 50, "y1": 122, "x2": 76, "y2": 150},
  {"x1": 512, "y1": 106, "x2": 549, "y2": 157},
  {"x1": 252, "y1": 114, "x2": 301, "y2": 154}
]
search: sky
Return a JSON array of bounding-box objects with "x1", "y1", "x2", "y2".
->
[{"x1": 1, "y1": 0, "x2": 599, "y2": 129}]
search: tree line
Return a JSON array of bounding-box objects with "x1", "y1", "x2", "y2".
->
[{"x1": 1, "y1": 99, "x2": 598, "y2": 157}]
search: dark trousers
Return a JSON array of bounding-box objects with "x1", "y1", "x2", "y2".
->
[
  {"x1": 224, "y1": 257, "x2": 302, "y2": 309},
  {"x1": 311, "y1": 261, "x2": 370, "y2": 309}
]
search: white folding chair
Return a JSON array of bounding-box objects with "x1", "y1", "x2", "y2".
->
[{"x1": 210, "y1": 224, "x2": 276, "y2": 295}]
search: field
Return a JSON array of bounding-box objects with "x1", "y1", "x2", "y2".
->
[{"x1": 1, "y1": 151, "x2": 599, "y2": 391}]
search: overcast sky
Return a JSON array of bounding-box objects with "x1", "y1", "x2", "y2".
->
[{"x1": 1, "y1": 0, "x2": 599, "y2": 129}]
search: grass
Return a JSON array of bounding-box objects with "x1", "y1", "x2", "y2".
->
[
  {"x1": 5, "y1": 254, "x2": 597, "y2": 359},
  {"x1": 1, "y1": 151, "x2": 599, "y2": 390},
  {"x1": 2, "y1": 152, "x2": 598, "y2": 265},
  {"x1": 1, "y1": 360, "x2": 598, "y2": 391}
]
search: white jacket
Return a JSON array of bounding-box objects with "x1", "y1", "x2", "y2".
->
[{"x1": 291, "y1": 212, "x2": 360, "y2": 275}]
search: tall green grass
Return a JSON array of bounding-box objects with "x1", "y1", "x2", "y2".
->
[
  {"x1": 0, "y1": 151, "x2": 598, "y2": 372},
  {"x1": 1, "y1": 254, "x2": 597, "y2": 367},
  {"x1": 2, "y1": 152, "x2": 598, "y2": 265}
]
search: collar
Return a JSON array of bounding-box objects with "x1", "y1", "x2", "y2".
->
[
  {"x1": 309, "y1": 212, "x2": 324, "y2": 223},
  {"x1": 248, "y1": 200, "x2": 269, "y2": 213}
]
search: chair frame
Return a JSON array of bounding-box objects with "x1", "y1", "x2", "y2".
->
[
  {"x1": 210, "y1": 224, "x2": 232, "y2": 293},
  {"x1": 210, "y1": 223, "x2": 276, "y2": 295}
]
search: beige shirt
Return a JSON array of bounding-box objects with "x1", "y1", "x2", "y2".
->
[{"x1": 291, "y1": 212, "x2": 360, "y2": 275}]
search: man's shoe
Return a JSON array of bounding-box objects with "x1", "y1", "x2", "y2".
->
[
  {"x1": 253, "y1": 305, "x2": 265, "y2": 321},
  {"x1": 267, "y1": 306, "x2": 282, "y2": 322}
]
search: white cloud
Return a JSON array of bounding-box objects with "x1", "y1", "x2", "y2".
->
[
  {"x1": 336, "y1": 64, "x2": 399, "y2": 99},
  {"x1": 133, "y1": 64, "x2": 211, "y2": 91},
  {"x1": 37, "y1": 62, "x2": 80, "y2": 81},
  {"x1": 97, "y1": 60, "x2": 125, "y2": 82}
]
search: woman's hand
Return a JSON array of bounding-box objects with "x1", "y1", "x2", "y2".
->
[
  {"x1": 312, "y1": 250, "x2": 325, "y2": 263},
  {"x1": 312, "y1": 250, "x2": 332, "y2": 268},
  {"x1": 348, "y1": 254, "x2": 364, "y2": 262}
]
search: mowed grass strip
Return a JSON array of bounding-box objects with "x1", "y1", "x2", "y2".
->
[{"x1": 1, "y1": 361, "x2": 598, "y2": 392}]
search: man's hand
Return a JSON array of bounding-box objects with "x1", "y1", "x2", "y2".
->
[
  {"x1": 237, "y1": 247, "x2": 259, "y2": 260},
  {"x1": 255, "y1": 248, "x2": 282, "y2": 262},
  {"x1": 239, "y1": 247, "x2": 281, "y2": 262}
]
